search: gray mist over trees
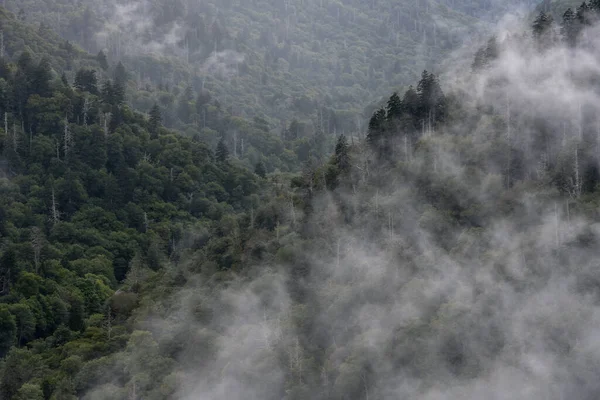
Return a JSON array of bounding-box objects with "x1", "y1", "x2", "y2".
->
[
  {"x1": 5, "y1": 1, "x2": 600, "y2": 399},
  {"x1": 87, "y1": 10, "x2": 600, "y2": 400}
]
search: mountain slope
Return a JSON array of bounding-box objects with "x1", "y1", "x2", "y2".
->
[
  {"x1": 4, "y1": 1, "x2": 600, "y2": 399},
  {"x1": 5, "y1": 0, "x2": 539, "y2": 134}
]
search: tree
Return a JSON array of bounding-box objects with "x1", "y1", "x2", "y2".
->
[
  {"x1": 97, "y1": 51, "x2": 109, "y2": 70},
  {"x1": 0, "y1": 305, "x2": 16, "y2": 357},
  {"x1": 287, "y1": 119, "x2": 301, "y2": 140},
  {"x1": 61, "y1": 72, "x2": 69, "y2": 87},
  {"x1": 31, "y1": 57, "x2": 52, "y2": 97},
  {"x1": 74, "y1": 68, "x2": 98, "y2": 94},
  {"x1": 101, "y1": 80, "x2": 114, "y2": 106},
  {"x1": 0, "y1": 248, "x2": 18, "y2": 295},
  {"x1": 9, "y1": 302, "x2": 36, "y2": 345},
  {"x1": 367, "y1": 108, "x2": 387, "y2": 157},
  {"x1": 416, "y1": 70, "x2": 446, "y2": 130},
  {"x1": 334, "y1": 134, "x2": 350, "y2": 173},
  {"x1": 148, "y1": 104, "x2": 161, "y2": 137},
  {"x1": 532, "y1": 11, "x2": 554, "y2": 48},
  {"x1": 14, "y1": 383, "x2": 43, "y2": 400},
  {"x1": 561, "y1": 8, "x2": 578, "y2": 47},
  {"x1": 0, "y1": 348, "x2": 40, "y2": 399},
  {"x1": 576, "y1": 2, "x2": 591, "y2": 26},
  {"x1": 386, "y1": 92, "x2": 403, "y2": 121},
  {"x1": 30, "y1": 227, "x2": 44, "y2": 274},
  {"x1": 216, "y1": 136, "x2": 229, "y2": 163},
  {"x1": 402, "y1": 85, "x2": 419, "y2": 120},
  {"x1": 473, "y1": 36, "x2": 499, "y2": 70},
  {"x1": 255, "y1": 161, "x2": 267, "y2": 178},
  {"x1": 114, "y1": 62, "x2": 127, "y2": 85}
]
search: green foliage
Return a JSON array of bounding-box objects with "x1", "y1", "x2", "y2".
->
[
  {"x1": 14, "y1": 383, "x2": 44, "y2": 400},
  {"x1": 5, "y1": 1, "x2": 600, "y2": 400},
  {"x1": 215, "y1": 136, "x2": 229, "y2": 163},
  {"x1": 0, "y1": 7, "x2": 272, "y2": 399},
  {"x1": 1, "y1": 0, "x2": 520, "y2": 172},
  {"x1": 0, "y1": 306, "x2": 16, "y2": 357}
]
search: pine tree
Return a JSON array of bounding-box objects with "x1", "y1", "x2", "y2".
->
[
  {"x1": 472, "y1": 37, "x2": 499, "y2": 71},
  {"x1": 334, "y1": 134, "x2": 350, "y2": 173},
  {"x1": 114, "y1": 62, "x2": 127, "y2": 86},
  {"x1": 472, "y1": 46, "x2": 487, "y2": 71},
  {"x1": 31, "y1": 57, "x2": 52, "y2": 97},
  {"x1": 533, "y1": 11, "x2": 555, "y2": 49},
  {"x1": 561, "y1": 8, "x2": 578, "y2": 47},
  {"x1": 216, "y1": 137, "x2": 229, "y2": 163},
  {"x1": 74, "y1": 69, "x2": 98, "y2": 94},
  {"x1": 254, "y1": 161, "x2": 267, "y2": 178},
  {"x1": 416, "y1": 71, "x2": 446, "y2": 129},
  {"x1": 60, "y1": 72, "x2": 69, "y2": 87},
  {"x1": 386, "y1": 92, "x2": 403, "y2": 121},
  {"x1": 288, "y1": 119, "x2": 301, "y2": 140},
  {"x1": 97, "y1": 51, "x2": 109, "y2": 70},
  {"x1": 367, "y1": 108, "x2": 387, "y2": 157},
  {"x1": 148, "y1": 104, "x2": 161, "y2": 137},
  {"x1": 101, "y1": 80, "x2": 114, "y2": 105},
  {"x1": 576, "y1": 2, "x2": 592, "y2": 26},
  {"x1": 485, "y1": 37, "x2": 499, "y2": 61},
  {"x1": 112, "y1": 80, "x2": 125, "y2": 106},
  {"x1": 402, "y1": 86, "x2": 419, "y2": 120},
  {"x1": 533, "y1": 12, "x2": 554, "y2": 38}
]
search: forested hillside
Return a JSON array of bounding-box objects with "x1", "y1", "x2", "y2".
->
[
  {"x1": 4, "y1": 1, "x2": 600, "y2": 400},
  {"x1": 4, "y1": 0, "x2": 537, "y2": 137}
]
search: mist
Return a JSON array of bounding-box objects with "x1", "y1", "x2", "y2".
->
[
  {"x1": 5, "y1": 0, "x2": 600, "y2": 399},
  {"x1": 81, "y1": 8, "x2": 600, "y2": 400}
]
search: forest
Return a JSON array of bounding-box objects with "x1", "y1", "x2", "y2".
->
[
  {"x1": 2, "y1": 0, "x2": 600, "y2": 399},
  {"x1": 3, "y1": 0, "x2": 538, "y2": 142}
]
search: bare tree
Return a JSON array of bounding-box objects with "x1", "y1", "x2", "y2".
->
[
  {"x1": 102, "y1": 307, "x2": 115, "y2": 340},
  {"x1": 63, "y1": 117, "x2": 72, "y2": 156},
  {"x1": 50, "y1": 186, "x2": 60, "y2": 226},
  {"x1": 30, "y1": 227, "x2": 45, "y2": 274},
  {"x1": 82, "y1": 96, "x2": 92, "y2": 126}
]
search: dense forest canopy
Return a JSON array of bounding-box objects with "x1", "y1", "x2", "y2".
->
[
  {"x1": 4, "y1": 0, "x2": 538, "y2": 135},
  {"x1": 2, "y1": 0, "x2": 600, "y2": 400}
]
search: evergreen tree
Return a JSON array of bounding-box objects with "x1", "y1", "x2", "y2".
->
[
  {"x1": 386, "y1": 92, "x2": 403, "y2": 121},
  {"x1": 485, "y1": 37, "x2": 499, "y2": 61},
  {"x1": 101, "y1": 79, "x2": 125, "y2": 107},
  {"x1": 114, "y1": 62, "x2": 127, "y2": 86},
  {"x1": 367, "y1": 108, "x2": 387, "y2": 157},
  {"x1": 532, "y1": 11, "x2": 555, "y2": 49},
  {"x1": 402, "y1": 85, "x2": 419, "y2": 120},
  {"x1": 112, "y1": 80, "x2": 125, "y2": 106},
  {"x1": 334, "y1": 134, "x2": 350, "y2": 173},
  {"x1": 577, "y1": 2, "x2": 591, "y2": 25},
  {"x1": 561, "y1": 8, "x2": 578, "y2": 47},
  {"x1": 97, "y1": 51, "x2": 109, "y2": 70},
  {"x1": 0, "y1": 306, "x2": 15, "y2": 357},
  {"x1": 31, "y1": 57, "x2": 52, "y2": 97},
  {"x1": 288, "y1": 119, "x2": 301, "y2": 140},
  {"x1": 254, "y1": 161, "x2": 267, "y2": 178},
  {"x1": 74, "y1": 68, "x2": 98, "y2": 94},
  {"x1": 60, "y1": 72, "x2": 69, "y2": 87},
  {"x1": 216, "y1": 136, "x2": 229, "y2": 163},
  {"x1": 472, "y1": 46, "x2": 487, "y2": 71},
  {"x1": 533, "y1": 11, "x2": 554, "y2": 38},
  {"x1": 149, "y1": 104, "x2": 161, "y2": 137},
  {"x1": 101, "y1": 80, "x2": 113, "y2": 105},
  {"x1": 416, "y1": 70, "x2": 446, "y2": 129},
  {"x1": 472, "y1": 37, "x2": 499, "y2": 71}
]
